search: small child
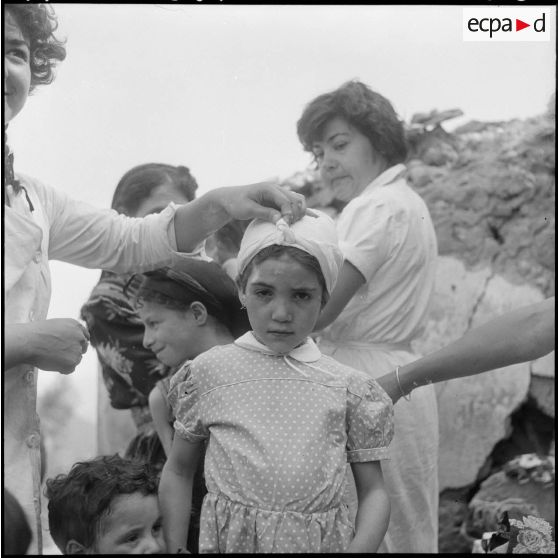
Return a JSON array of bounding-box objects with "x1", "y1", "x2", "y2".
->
[
  {"x1": 132, "y1": 257, "x2": 251, "y2": 553},
  {"x1": 44, "y1": 454, "x2": 165, "y2": 554},
  {"x1": 159, "y1": 211, "x2": 394, "y2": 553}
]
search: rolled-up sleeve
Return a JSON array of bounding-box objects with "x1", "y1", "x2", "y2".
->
[
  {"x1": 336, "y1": 196, "x2": 393, "y2": 282},
  {"x1": 43, "y1": 180, "x2": 201, "y2": 272},
  {"x1": 346, "y1": 377, "x2": 394, "y2": 463}
]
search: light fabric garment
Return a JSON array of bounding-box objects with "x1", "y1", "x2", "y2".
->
[
  {"x1": 236, "y1": 210, "x2": 343, "y2": 295},
  {"x1": 171, "y1": 332, "x2": 394, "y2": 553},
  {"x1": 319, "y1": 163, "x2": 440, "y2": 553},
  {"x1": 3, "y1": 174, "x2": 192, "y2": 554}
]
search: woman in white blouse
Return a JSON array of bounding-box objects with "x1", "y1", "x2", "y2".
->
[{"x1": 297, "y1": 80, "x2": 439, "y2": 553}]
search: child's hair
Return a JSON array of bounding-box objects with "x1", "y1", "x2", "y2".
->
[
  {"x1": 110, "y1": 163, "x2": 198, "y2": 216},
  {"x1": 44, "y1": 454, "x2": 159, "y2": 552},
  {"x1": 3, "y1": 489, "x2": 32, "y2": 555},
  {"x1": 131, "y1": 259, "x2": 251, "y2": 338},
  {"x1": 237, "y1": 244, "x2": 329, "y2": 307},
  {"x1": 6, "y1": 4, "x2": 66, "y2": 92}
]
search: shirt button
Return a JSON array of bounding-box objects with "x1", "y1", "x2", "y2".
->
[
  {"x1": 26, "y1": 433, "x2": 41, "y2": 449},
  {"x1": 24, "y1": 370, "x2": 35, "y2": 385},
  {"x1": 33, "y1": 251, "x2": 42, "y2": 263}
]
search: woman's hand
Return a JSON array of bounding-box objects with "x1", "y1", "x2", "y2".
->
[
  {"x1": 174, "y1": 181, "x2": 311, "y2": 253},
  {"x1": 5, "y1": 319, "x2": 89, "y2": 374}
]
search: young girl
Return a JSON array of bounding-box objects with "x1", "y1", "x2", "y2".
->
[
  {"x1": 159, "y1": 211, "x2": 394, "y2": 554},
  {"x1": 133, "y1": 258, "x2": 251, "y2": 553}
]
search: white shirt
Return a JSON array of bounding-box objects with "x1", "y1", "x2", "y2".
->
[
  {"x1": 321, "y1": 164, "x2": 438, "y2": 347},
  {"x1": 3, "y1": 173, "x2": 194, "y2": 553}
]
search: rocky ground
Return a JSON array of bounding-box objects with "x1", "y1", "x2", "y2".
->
[{"x1": 284, "y1": 97, "x2": 555, "y2": 552}]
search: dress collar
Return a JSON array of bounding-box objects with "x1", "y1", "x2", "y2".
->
[{"x1": 235, "y1": 331, "x2": 322, "y2": 363}]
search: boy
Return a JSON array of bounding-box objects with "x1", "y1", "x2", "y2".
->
[{"x1": 45, "y1": 454, "x2": 166, "y2": 554}]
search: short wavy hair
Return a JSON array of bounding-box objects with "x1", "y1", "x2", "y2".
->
[
  {"x1": 45, "y1": 454, "x2": 159, "y2": 552},
  {"x1": 6, "y1": 4, "x2": 67, "y2": 92},
  {"x1": 297, "y1": 80, "x2": 407, "y2": 166},
  {"x1": 111, "y1": 163, "x2": 198, "y2": 216}
]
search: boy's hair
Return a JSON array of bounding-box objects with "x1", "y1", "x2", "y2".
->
[
  {"x1": 111, "y1": 163, "x2": 198, "y2": 216},
  {"x1": 6, "y1": 4, "x2": 66, "y2": 92},
  {"x1": 44, "y1": 454, "x2": 159, "y2": 552},
  {"x1": 237, "y1": 245, "x2": 329, "y2": 307},
  {"x1": 297, "y1": 79, "x2": 407, "y2": 167}
]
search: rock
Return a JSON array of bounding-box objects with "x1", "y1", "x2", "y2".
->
[
  {"x1": 466, "y1": 458, "x2": 555, "y2": 537},
  {"x1": 438, "y1": 487, "x2": 477, "y2": 553},
  {"x1": 413, "y1": 257, "x2": 544, "y2": 490},
  {"x1": 529, "y1": 374, "x2": 555, "y2": 418}
]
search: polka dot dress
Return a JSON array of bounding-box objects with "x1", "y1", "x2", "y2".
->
[{"x1": 171, "y1": 335, "x2": 394, "y2": 553}]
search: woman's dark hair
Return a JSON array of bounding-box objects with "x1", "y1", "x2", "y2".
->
[
  {"x1": 237, "y1": 245, "x2": 329, "y2": 307},
  {"x1": 6, "y1": 4, "x2": 67, "y2": 92},
  {"x1": 45, "y1": 454, "x2": 159, "y2": 552},
  {"x1": 297, "y1": 79, "x2": 407, "y2": 166},
  {"x1": 111, "y1": 163, "x2": 198, "y2": 216}
]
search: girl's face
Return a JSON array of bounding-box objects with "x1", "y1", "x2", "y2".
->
[
  {"x1": 311, "y1": 116, "x2": 385, "y2": 202},
  {"x1": 92, "y1": 493, "x2": 165, "y2": 554},
  {"x1": 4, "y1": 12, "x2": 31, "y2": 123},
  {"x1": 241, "y1": 253, "x2": 324, "y2": 354},
  {"x1": 138, "y1": 300, "x2": 199, "y2": 368}
]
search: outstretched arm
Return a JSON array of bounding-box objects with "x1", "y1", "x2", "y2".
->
[
  {"x1": 346, "y1": 461, "x2": 390, "y2": 553},
  {"x1": 159, "y1": 435, "x2": 203, "y2": 554},
  {"x1": 378, "y1": 297, "x2": 555, "y2": 404},
  {"x1": 174, "y1": 182, "x2": 309, "y2": 252}
]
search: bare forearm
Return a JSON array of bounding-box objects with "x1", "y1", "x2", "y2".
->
[
  {"x1": 174, "y1": 190, "x2": 231, "y2": 252},
  {"x1": 159, "y1": 464, "x2": 194, "y2": 553},
  {"x1": 347, "y1": 486, "x2": 390, "y2": 552},
  {"x1": 379, "y1": 298, "x2": 555, "y2": 403}
]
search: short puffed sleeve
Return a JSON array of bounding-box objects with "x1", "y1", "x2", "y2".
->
[
  {"x1": 336, "y1": 195, "x2": 394, "y2": 282},
  {"x1": 346, "y1": 376, "x2": 394, "y2": 463},
  {"x1": 170, "y1": 362, "x2": 208, "y2": 443}
]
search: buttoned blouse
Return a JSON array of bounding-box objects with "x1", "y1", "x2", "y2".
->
[{"x1": 3, "y1": 173, "x2": 193, "y2": 554}]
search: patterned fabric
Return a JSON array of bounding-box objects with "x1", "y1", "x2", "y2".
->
[
  {"x1": 171, "y1": 333, "x2": 394, "y2": 553},
  {"x1": 81, "y1": 271, "x2": 171, "y2": 409},
  {"x1": 319, "y1": 163, "x2": 440, "y2": 553},
  {"x1": 3, "y1": 172, "x2": 192, "y2": 554}
]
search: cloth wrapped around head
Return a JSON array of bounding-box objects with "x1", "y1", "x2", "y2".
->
[
  {"x1": 236, "y1": 210, "x2": 344, "y2": 294},
  {"x1": 133, "y1": 258, "x2": 250, "y2": 338}
]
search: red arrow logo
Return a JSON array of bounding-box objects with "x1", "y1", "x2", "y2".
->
[{"x1": 516, "y1": 19, "x2": 530, "y2": 31}]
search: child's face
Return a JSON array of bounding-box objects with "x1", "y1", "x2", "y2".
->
[
  {"x1": 93, "y1": 492, "x2": 165, "y2": 554},
  {"x1": 4, "y1": 13, "x2": 31, "y2": 123},
  {"x1": 138, "y1": 300, "x2": 199, "y2": 367},
  {"x1": 241, "y1": 253, "x2": 324, "y2": 354}
]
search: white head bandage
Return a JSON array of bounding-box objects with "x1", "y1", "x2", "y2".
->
[{"x1": 236, "y1": 210, "x2": 343, "y2": 294}]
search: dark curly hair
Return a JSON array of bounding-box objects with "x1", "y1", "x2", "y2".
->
[
  {"x1": 45, "y1": 454, "x2": 159, "y2": 552},
  {"x1": 111, "y1": 163, "x2": 198, "y2": 216},
  {"x1": 297, "y1": 80, "x2": 407, "y2": 167},
  {"x1": 5, "y1": 4, "x2": 67, "y2": 92},
  {"x1": 237, "y1": 244, "x2": 329, "y2": 308}
]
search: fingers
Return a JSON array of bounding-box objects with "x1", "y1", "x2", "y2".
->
[{"x1": 277, "y1": 191, "x2": 307, "y2": 225}]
